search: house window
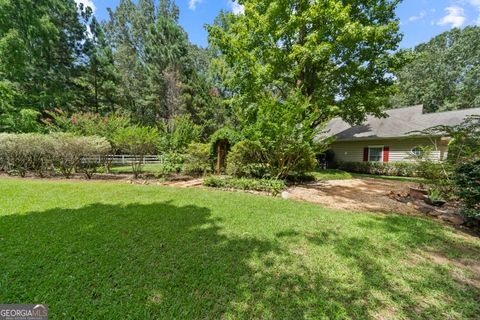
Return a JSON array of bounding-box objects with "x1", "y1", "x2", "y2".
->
[
  {"x1": 411, "y1": 147, "x2": 423, "y2": 156},
  {"x1": 368, "y1": 146, "x2": 384, "y2": 162}
]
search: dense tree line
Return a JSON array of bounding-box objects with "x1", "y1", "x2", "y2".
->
[
  {"x1": 0, "y1": 0, "x2": 224, "y2": 134},
  {"x1": 0, "y1": 0, "x2": 407, "y2": 177},
  {"x1": 392, "y1": 26, "x2": 480, "y2": 113},
  {"x1": 1, "y1": 0, "x2": 478, "y2": 138}
]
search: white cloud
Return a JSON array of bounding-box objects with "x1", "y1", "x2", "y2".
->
[
  {"x1": 468, "y1": 0, "x2": 480, "y2": 7},
  {"x1": 438, "y1": 6, "x2": 466, "y2": 28},
  {"x1": 408, "y1": 10, "x2": 426, "y2": 22},
  {"x1": 466, "y1": 0, "x2": 480, "y2": 24},
  {"x1": 74, "y1": 0, "x2": 95, "y2": 13},
  {"x1": 189, "y1": 0, "x2": 202, "y2": 10},
  {"x1": 229, "y1": 0, "x2": 244, "y2": 15}
]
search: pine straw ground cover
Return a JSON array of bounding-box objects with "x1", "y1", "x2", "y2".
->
[{"x1": 0, "y1": 178, "x2": 479, "y2": 319}]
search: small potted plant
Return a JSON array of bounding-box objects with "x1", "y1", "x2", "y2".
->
[{"x1": 424, "y1": 189, "x2": 446, "y2": 207}]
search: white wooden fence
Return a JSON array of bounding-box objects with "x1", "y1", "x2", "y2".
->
[{"x1": 82, "y1": 155, "x2": 165, "y2": 165}]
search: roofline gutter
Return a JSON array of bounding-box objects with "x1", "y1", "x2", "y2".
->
[{"x1": 330, "y1": 134, "x2": 447, "y2": 142}]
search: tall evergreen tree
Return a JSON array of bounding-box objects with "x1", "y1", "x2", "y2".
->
[
  {"x1": 0, "y1": 0, "x2": 91, "y2": 113},
  {"x1": 79, "y1": 17, "x2": 118, "y2": 114},
  {"x1": 105, "y1": 0, "x2": 190, "y2": 125}
]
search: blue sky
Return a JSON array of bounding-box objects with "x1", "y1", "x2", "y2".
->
[{"x1": 77, "y1": 0, "x2": 480, "y2": 48}]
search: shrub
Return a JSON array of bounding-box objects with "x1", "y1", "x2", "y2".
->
[
  {"x1": 0, "y1": 134, "x2": 20, "y2": 175},
  {"x1": 3, "y1": 109, "x2": 44, "y2": 133},
  {"x1": 210, "y1": 128, "x2": 243, "y2": 153},
  {"x1": 51, "y1": 134, "x2": 111, "y2": 179},
  {"x1": 22, "y1": 134, "x2": 54, "y2": 177},
  {"x1": 337, "y1": 161, "x2": 419, "y2": 177},
  {"x1": 45, "y1": 110, "x2": 130, "y2": 173},
  {"x1": 0, "y1": 133, "x2": 53, "y2": 177},
  {"x1": 77, "y1": 136, "x2": 111, "y2": 179},
  {"x1": 226, "y1": 140, "x2": 266, "y2": 178},
  {"x1": 225, "y1": 139, "x2": 318, "y2": 180},
  {"x1": 203, "y1": 176, "x2": 286, "y2": 196},
  {"x1": 270, "y1": 142, "x2": 317, "y2": 178},
  {"x1": 288, "y1": 169, "x2": 353, "y2": 183},
  {"x1": 158, "y1": 115, "x2": 203, "y2": 152},
  {"x1": 241, "y1": 93, "x2": 329, "y2": 179},
  {"x1": 409, "y1": 146, "x2": 454, "y2": 196},
  {"x1": 114, "y1": 126, "x2": 159, "y2": 178},
  {"x1": 0, "y1": 133, "x2": 29, "y2": 176},
  {"x1": 454, "y1": 158, "x2": 480, "y2": 219},
  {"x1": 0, "y1": 133, "x2": 111, "y2": 179},
  {"x1": 183, "y1": 143, "x2": 211, "y2": 177},
  {"x1": 418, "y1": 115, "x2": 480, "y2": 163},
  {"x1": 0, "y1": 134, "x2": 7, "y2": 172},
  {"x1": 50, "y1": 133, "x2": 85, "y2": 178},
  {"x1": 156, "y1": 152, "x2": 188, "y2": 176}
]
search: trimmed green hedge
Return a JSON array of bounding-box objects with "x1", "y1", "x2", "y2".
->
[
  {"x1": 203, "y1": 176, "x2": 286, "y2": 195},
  {"x1": 336, "y1": 161, "x2": 419, "y2": 177},
  {"x1": 0, "y1": 133, "x2": 111, "y2": 179}
]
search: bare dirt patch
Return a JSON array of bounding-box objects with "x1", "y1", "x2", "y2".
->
[
  {"x1": 286, "y1": 177, "x2": 419, "y2": 215},
  {"x1": 160, "y1": 178, "x2": 204, "y2": 188},
  {"x1": 427, "y1": 252, "x2": 480, "y2": 289}
]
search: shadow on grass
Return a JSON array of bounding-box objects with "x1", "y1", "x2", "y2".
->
[
  {"x1": 0, "y1": 203, "x2": 478, "y2": 319},
  {"x1": 303, "y1": 215, "x2": 480, "y2": 319}
]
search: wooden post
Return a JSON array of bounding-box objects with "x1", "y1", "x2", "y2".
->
[{"x1": 216, "y1": 143, "x2": 221, "y2": 174}]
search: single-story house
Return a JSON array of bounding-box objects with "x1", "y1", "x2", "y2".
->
[{"x1": 325, "y1": 105, "x2": 480, "y2": 164}]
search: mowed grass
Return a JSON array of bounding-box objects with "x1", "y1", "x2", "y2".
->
[
  {"x1": 0, "y1": 179, "x2": 479, "y2": 319},
  {"x1": 351, "y1": 173, "x2": 427, "y2": 184},
  {"x1": 310, "y1": 169, "x2": 353, "y2": 181},
  {"x1": 101, "y1": 163, "x2": 165, "y2": 174}
]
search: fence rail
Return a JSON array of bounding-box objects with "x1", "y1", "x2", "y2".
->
[{"x1": 81, "y1": 155, "x2": 165, "y2": 165}]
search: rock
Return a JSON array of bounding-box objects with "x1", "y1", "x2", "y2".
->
[
  {"x1": 281, "y1": 191, "x2": 291, "y2": 199},
  {"x1": 427, "y1": 210, "x2": 442, "y2": 217},
  {"x1": 432, "y1": 208, "x2": 449, "y2": 215},
  {"x1": 439, "y1": 215, "x2": 465, "y2": 226},
  {"x1": 419, "y1": 206, "x2": 433, "y2": 214},
  {"x1": 409, "y1": 187, "x2": 428, "y2": 200}
]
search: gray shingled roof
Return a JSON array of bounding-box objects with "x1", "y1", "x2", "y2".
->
[{"x1": 325, "y1": 105, "x2": 480, "y2": 141}]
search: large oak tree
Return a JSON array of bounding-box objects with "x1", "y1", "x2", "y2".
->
[
  {"x1": 392, "y1": 26, "x2": 480, "y2": 113},
  {"x1": 208, "y1": 0, "x2": 403, "y2": 126}
]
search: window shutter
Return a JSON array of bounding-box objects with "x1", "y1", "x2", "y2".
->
[
  {"x1": 363, "y1": 147, "x2": 369, "y2": 162},
  {"x1": 383, "y1": 147, "x2": 390, "y2": 162}
]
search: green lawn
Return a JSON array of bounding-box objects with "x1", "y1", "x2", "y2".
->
[
  {"x1": 101, "y1": 163, "x2": 166, "y2": 174},
  {"x1": 0, "y1": 178, "x2": 479, "y2": 319},
  {"x1": 310, "y1": 169, "x2": 353, "y2": 181},
  {"x1": 351, "y1": 173, "x2": 427, "y2": 183}
]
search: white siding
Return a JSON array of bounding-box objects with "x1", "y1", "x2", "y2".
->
[{"x1": 330, "y1": 137, "x2": 449, "y2": 163}]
